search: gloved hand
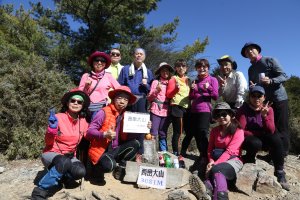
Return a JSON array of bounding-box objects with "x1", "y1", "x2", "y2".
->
[{"x1": 48, "y1": 108, "x2": 58, "y2": 129}]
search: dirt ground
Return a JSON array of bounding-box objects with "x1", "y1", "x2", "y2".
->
[
  {"x1": 0, "y1": 154, "x2": 300, "y2": 200},
  {"x1": 0, "y1": 158, "x2": 192, "y2": 200}
]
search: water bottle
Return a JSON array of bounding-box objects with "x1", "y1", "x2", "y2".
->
[
  {"x1": 173, "y1": 158, "x2": 179, "y2": 168},
  {"x1": 164, "y1": 153, "x2": 172, "y2": 168},
  {"x1": 178, "y1": 155, "x2": 186, "y2": 169},
  {"x1": 159, "y1": 154, "x2": 165, "y2": 167}
]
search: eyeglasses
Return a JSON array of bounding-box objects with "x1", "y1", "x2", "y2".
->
[
  {"x1": 111, "y1": 52, "x2": 120, "y2": 57},
  {"x1": 175, "y1": 65, "x2": 187, "y2": 68},
  {"x1": 250, "y1": 94, "x2": 263, "y2": 98},
  {"x1": 214, "y1": 111, "x2": 228, "y2": 119},
  {"x1": 195, "y1": 65, "x2": 207, "y2": 68},
  {"x1": 69, "y1": 99, "x2": 84, "y2": 105},
  {"x1": 115, "y1": 96, "x2": 129, "y2": 102},
  {"x1": 93, "y1": 58, "x2": 107, "y2": 63}
]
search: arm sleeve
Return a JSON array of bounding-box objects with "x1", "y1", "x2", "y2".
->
[
  {"x1": 207, "y1": 77, "x2": 219, "y2": 100},
  {"x1": 267, "y1": 58, "x2": 288, "y2": 85},
  {"x1": 166, "y1": 77, "x2": 179, "y2": 99},
  {"x1": 262, "y1": 107, "x2": 275, "y2": 134},
  {"x1": 117, "y1": 67, "x2": 127, "y2": 85},
  {"x1": 78, "y1": 73, "x2": 90, "y2": 92},
  {"x1": 215, "y1": 129, "x2": 244, "y2": 165},
  {"x1": 207, "y1": 128, "x2": 217, "y2": 163},
  {"x1": 235, "y1": 72, "x2": 247, "y2": 108},
  {"x1": 236, "y1": 108, "x2": 254, "y2": 137},
  {"x1": 147, "y1": 80, "x2": 159, "y2": 101},
  {"x1": 109, "y1": 74, "x2": 121, "y2": 89},
  {"x1": 86, "y1": 110, "x2": 106, "y2": 140}
]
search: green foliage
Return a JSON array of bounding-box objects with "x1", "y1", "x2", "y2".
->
[
  {"x1": 0, "y1": 7, "x2": 74, "y2": 159},
  {"x1": 285, "y1": 76, "x2": 300, "y2": 153},
  {"x1": 30, "y1": 1, "x2": 209, "y2": 81},
  {"x1": 0, "y1": 1, "x2": 211, "y2": 159}
]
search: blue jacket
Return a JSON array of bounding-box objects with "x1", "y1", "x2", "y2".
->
[{"x1": 118, "y1": 65, "x2": 154, "y2": 96}]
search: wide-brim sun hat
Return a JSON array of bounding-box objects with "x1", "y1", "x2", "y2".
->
[
  {"x1": 155, "y1": 62, "x2": 175, "y2": 75},
  {"x1": 87, "y1": 51, "x2": 111, "y2": 68},
  {"x1": 217, "y1": 55, "x2": 238, "y2": 70},
  {"x1": 212, "y1": 102, "x2": 235, "y2": 119},
  {"x1": 61, "y1": 88, "x2": 90, "y2": 109},
  {"x1": 108, "y1": 86, "x2": 137, "y2": 105},
  {"x1": 249, "y1": 85, "x2": 265, "y2": 95},
  {"x1": 241, "y1": 42, "x2": 261, "y2": 58}
]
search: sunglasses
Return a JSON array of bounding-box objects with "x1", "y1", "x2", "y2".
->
[
  {"x1": 111, "y1": 52, "x2": 120, "y2": 57},
  {"x1": 250, "y1": 94, "x2": 263, "y2": 98},
  {"x1": 69, "y1": 99, "x2": 83, "y2": 105},
  {"x1": 93, "y1": 57, "x2": 107, "y2": 63},
  {"x1": 214, "y1": 111, "x2": 228, "y2": 119}
]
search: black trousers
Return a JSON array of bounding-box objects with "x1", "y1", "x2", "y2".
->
[
  {"x1": 272, "y1": 100, "x2": 290, "y2": 155},
  {"x1": 181, "y1": 112, "x2": 211, "y2": 157},
  {"x1": 96, "y1": 139, "x2": 140, "y2": 172},
  {"x1": 242, "y1": 133, "x2": 284, "y2": 170}
]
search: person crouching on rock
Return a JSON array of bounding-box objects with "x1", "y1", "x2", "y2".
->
[
  {"x1": 189, "y1": 102, "x2": 244, "y2": 200},
  {"x1": 236, "y1": 85, "x2": 290, "y2": 191},
  {"x1": 31, "y1": 88, "x2": 91, "y2": 200},
  {"x1": 86, "y1": 86, "x2": 145, "y2": 184}
]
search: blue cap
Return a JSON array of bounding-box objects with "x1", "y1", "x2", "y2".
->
[{"x1": 250, "y1": 85, "x2": 265, "y2": 95}]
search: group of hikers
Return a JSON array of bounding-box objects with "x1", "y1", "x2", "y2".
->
[{"x1": 31, "y1": 42, "x2": 290, "y2": 200}]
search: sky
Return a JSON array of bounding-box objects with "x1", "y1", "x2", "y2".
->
[{"x1": 2, "y1": 0, "x2": 299, "y2": 80}]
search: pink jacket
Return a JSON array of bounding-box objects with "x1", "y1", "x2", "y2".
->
[
  {"x1": 43, "y1": 113, "x2": 89, "y2": 155},
  {"x1": 207, "y1": 126, "x2": 244, "y2": 165},
  {"x1": 147, "y1": 78, "x2": 170, "y2": 117},
  {"x1": 79, "y1": 72, "x2": 120, "y2": 103}
]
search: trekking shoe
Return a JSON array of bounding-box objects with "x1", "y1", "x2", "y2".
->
[
  {"x1": 189, "y1": 174, "x2": 211, "y2": 200},
  {"x1": 113, "y1": 165, "x2": 126, "y2": 181},
  {"x1": 274, "y1": 170, "x2": 290, "y2": 191},
  {"x1": 89, "y1": 169, "x2": 106, "y2": 186},
  {"x1": 241, "y1": 154, "x2": 256, "y2": 164},
  {"x1": 31, "y1": 187, "x2": 48, "y2": 200}
]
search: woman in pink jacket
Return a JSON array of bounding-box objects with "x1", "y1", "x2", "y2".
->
[
  {"x1": 147, "y1": 62, "x2": 174, "y2": 151},
  {"x1": 31, "y1": 88, "x2": 90, "y2": 199},
  {"x1": 189, "y1": 102, "x2": 244, "y2": 200},
  {"x1": 79, "y1": 51, "x2": 120, "y2": 119}
]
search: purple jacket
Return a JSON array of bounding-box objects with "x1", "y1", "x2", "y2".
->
[{"x1": 189, "y1": 75, "x2": 219, "y2": 113}]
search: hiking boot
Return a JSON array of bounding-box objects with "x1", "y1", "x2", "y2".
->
[
  {"x1": 189, "y1": 174, "x2": 211, "y2": 200},
  {"x1": 89, "y1": 166, "x2": 106, "y2": 186},
  {"x1": 113, "y1": 165, "x2": 126, "y2": 181},
  {"x1": 241, "y1": 154, "x2": 256, "y2": 164},
  {"x1": 61, "y1": 176, "x2": 80, "y2": 189},
  {"x1": 31, "y1": 187, "x2": 48, "y2": 200},
  {"x1": 274, "y1": 170, "x2": 290, "y2": 191}
]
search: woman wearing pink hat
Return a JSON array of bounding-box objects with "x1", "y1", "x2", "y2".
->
[
  {"x1": 31, "y1": 88, "x2": 90, "y2": 199},
  {"x1": 79, "y1": 51, "x2": 120, "y2": 119}
]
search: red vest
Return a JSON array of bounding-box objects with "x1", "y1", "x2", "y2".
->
[{"x1": 88, "y1": 104, "x2": 118, "y2": 165}]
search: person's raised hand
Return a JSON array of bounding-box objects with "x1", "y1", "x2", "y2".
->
[
  {"x1": 175, "y1": 79, "x2": 180, "y2": 89},
  {"x1": 104, "y1": 125, "x2": 116, "y2": 140},
  {"x1": 156, "y1": 82, "x2": 162, "y2": 92},
  {"x1": 261, "y1": 101, "x2": 272, "y2": 117},
  {"x1": 48, "y1": 108, "x2": 58, "y2": 129},
  {"x1": 218, "y1": 75, "x2": 226, "y2": 87},
  {"x1": 261, "y1": 76, "x2": 271, "y2": 85},
  {"x1": 204, "y1": 81, "x2": 210, "y2": 89},
  {"x1": 191, "y1": 80, "x2": 196, "y2": 90}
]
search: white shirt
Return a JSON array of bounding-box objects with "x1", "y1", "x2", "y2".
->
[{"x1": 219, "y1": 71, "x2": 248, "y2": 108}]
